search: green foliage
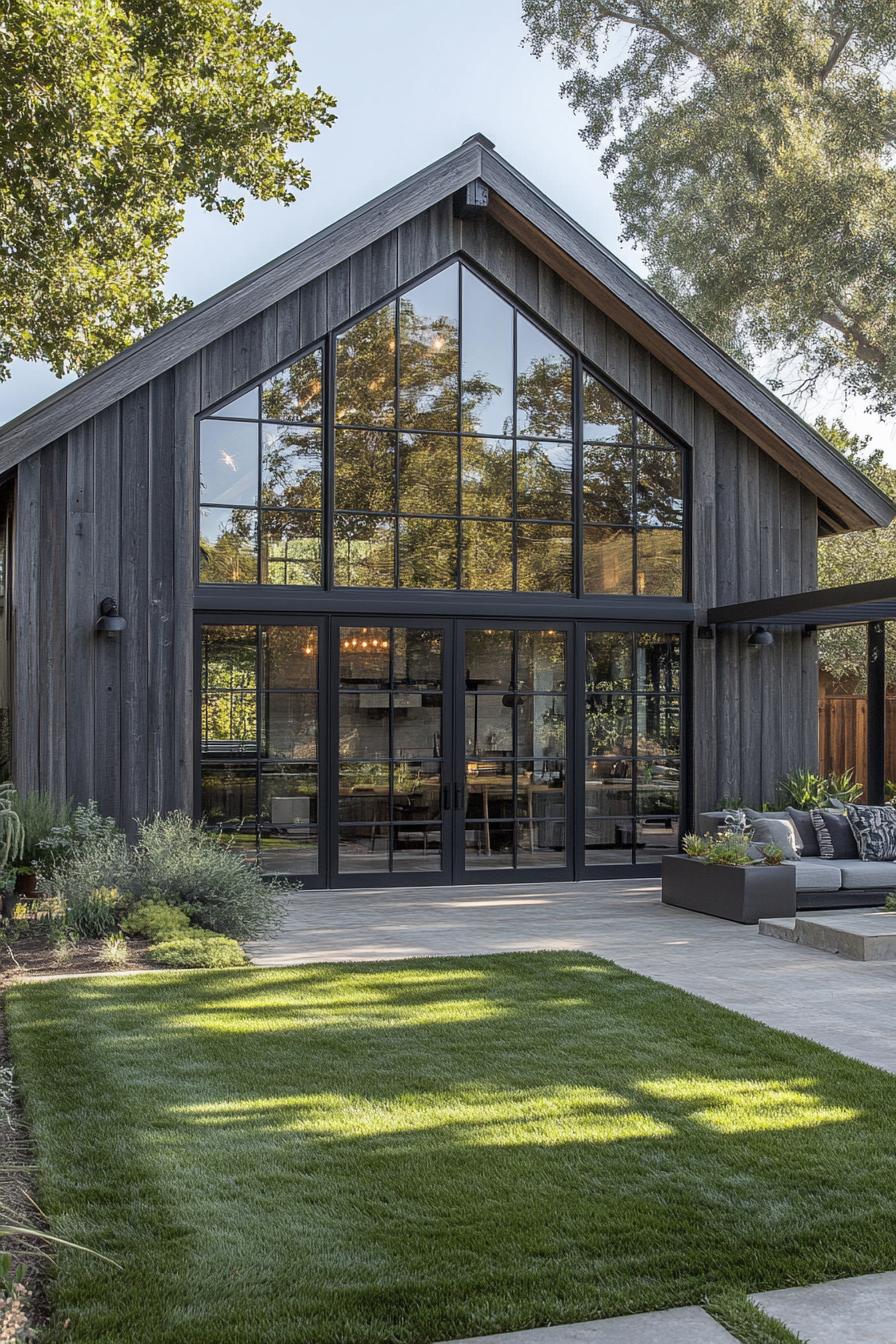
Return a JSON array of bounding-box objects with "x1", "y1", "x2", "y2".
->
[
  {"x1": 883, "y1": 892, "x2": 896, "y2": 912},
  {"x1": 706, "y1": 1288, "x2": 806, "y2": 1344},
  {"x1": 523, "y1": 1, "x2": 896, "y2": 415},
  {"x1": 775, "y1": 767, "x2": 860, "y2": 809},
  {"x1": 62, "y1": 886, "x2": 126, "y2": 939},
  {"x1": 827, "y1": 770, "x2": 863, "y2": 804},
  {"x1": 37, "y1": 801, "x2": 121, "y2": 873},
  {"x1": 703, "y1": 833, "x2": 752, "y2": 867},
  {"x1": 0, "y1": 0, "x2": 335, "y2": 381},
  {"x1": 0, "y1": 785, "x2": 24, "y2": 869},
  {"x1": 131, "y1": 813, "x2": 284, "y2": 939},
  {"x1": 681, "y1": 832, "x2": 710, "y2": 857},
  {"x1": 11, "y1": 790, "x2": 73, "y2": 868},
  {"x1": 146, "y1": 931, "x2": 247, "y2": 968},
  {"x1": 759, "y1": 843, "x2": 785, "y2": 866},
  {"x1": 98, "y1": 933, "x2": 129, "y2": 967},
  {"x1": 120, "y1": 901, "x2": 191, "y2": 942},
  {"x1": 42, "y1": 827, "x2": 130, "y2": 918}
]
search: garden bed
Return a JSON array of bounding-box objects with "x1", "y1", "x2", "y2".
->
[
  {"x1": 0, "y1": 935, "x2": 154, "y2": 986},
  {"x1": 7, "y1": 951, "x2": 896, "y2": 1344}
]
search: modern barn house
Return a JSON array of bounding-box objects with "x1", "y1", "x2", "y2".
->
[{"x1": 0, "y1": 135, "x2": 893, "y2": 889}]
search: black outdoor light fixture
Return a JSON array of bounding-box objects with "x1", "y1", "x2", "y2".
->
[
  {"x1": 95, "y1": 597, "x2": 127, "y2": 636},
  {"x1": 747, "y1": 625, "x2": 774, "y2": 648}
]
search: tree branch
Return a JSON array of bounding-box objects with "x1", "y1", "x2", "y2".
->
[
  {"x1": 820, "y1": 309, "x2": 887, "y2": 369},
  {"x1": 596, "y1": 3, "x2": 719, "y2": 76},
  {"x1": 819, "y1": 27, "x2": 854, "y2": 82}
]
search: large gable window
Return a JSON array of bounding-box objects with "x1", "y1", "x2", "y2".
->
[{"x1": 196, "y1": 260, "x2": 683, "y2": 597}]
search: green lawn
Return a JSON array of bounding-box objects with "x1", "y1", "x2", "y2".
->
[{"x1": 8, "y1": 952, "x2": 896, "y2": 1343}]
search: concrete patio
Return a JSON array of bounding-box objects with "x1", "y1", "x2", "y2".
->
[{"x1": 248, "y1": 879, "x2": 896, "y2": 1073}]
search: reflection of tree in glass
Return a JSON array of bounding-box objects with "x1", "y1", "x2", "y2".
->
[
  {"x1": 262, "y1": 349, "x2": 322, "y2": 423},
  {"x1": 200, "y1": 509, "x2": 256, "y2": 582},
  {"x1": 516, "y1": 357, "x2": 572, "y2": 439},
  {"x1": 461, "y1": 438, "x2": 513, "y2": 518},
  {"x1": 202, "y1": 633, "x2": 256, "y2": 746},
  {"x1": 336, "y1": 304, "x2": 396, "y2": 426},
  {"x1": 262, "y1": 428, "x2": 321, "y2": 509},
  {"x1": 517, "y1": 443, "x2": 571, "y2": 520},
  {"x1": 399, "y1": 299, "x2": 459, "y2": 432}
]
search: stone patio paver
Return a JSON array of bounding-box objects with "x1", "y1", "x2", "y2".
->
[
  {"x1": 439, "y1": 1305, "x2": 738, "y2": 1343},
  {"x1": 751, "y1": 1270, "x2": 896, "y2": 1342},
  {"x1": 247, "y1": 880, "x2": 896, "y2": 1072}
]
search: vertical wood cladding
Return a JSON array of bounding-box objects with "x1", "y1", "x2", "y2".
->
[{"x1": 10, "y1": 203, "x2": 818, "y2": 826}]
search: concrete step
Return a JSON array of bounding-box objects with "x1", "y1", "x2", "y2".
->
[
  {"x1": 752, "y1": 1269, "x2": 896, "y2": 1342},
  {"x1": 793, "y1": 912, "x2": 896, "y2": 961},
  {"x1": 758, "y1": 917, "x2": 798, "y2": 942},
  {"x1": 441, "y1": 1305, "x2": 738, "y2": 1343}
]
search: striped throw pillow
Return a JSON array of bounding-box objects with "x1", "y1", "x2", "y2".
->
[{"x1": 809, "y1": 808, "x2": 834, "y2": 859}]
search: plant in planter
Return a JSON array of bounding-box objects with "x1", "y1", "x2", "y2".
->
[
  {"x1": 11, "y1": 791, "x2": 73, "y2": 898},
  {"x1": 663, "y1": 830, "x2": 796, "y2": 924}
]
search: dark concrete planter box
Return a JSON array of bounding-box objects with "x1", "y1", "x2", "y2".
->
[{"x1": 662, "y1": 855, "x2": 796, "y2": 924}]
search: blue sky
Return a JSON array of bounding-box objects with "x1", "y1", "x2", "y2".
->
[{"x1": 2, "y1": 0, "x2": 892, "y2": 458}]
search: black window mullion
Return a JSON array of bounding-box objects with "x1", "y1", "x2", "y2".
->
[{"x1": 255, "y1": 625, "x2": 263, "y2": 863}]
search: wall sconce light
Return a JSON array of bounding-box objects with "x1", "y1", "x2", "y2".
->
[
  {"x1": 96, "y1": 597, "x2": 127, "y2": 635},
  {"x1": 747, "y1": 625, "x2": 774, "y2": 648}
]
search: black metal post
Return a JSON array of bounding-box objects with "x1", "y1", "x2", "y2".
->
[{"x1": 867, "y1": 621, "x2": 886, "y2": 804}]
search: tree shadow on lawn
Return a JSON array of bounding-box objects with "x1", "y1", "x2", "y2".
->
[{"x1": 10, "y1": 952, "x2": 896, "y2": 1344}]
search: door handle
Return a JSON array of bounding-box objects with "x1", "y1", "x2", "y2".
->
[{"x1": 454, "y1": 782, "x2": 463, "y2": 811}]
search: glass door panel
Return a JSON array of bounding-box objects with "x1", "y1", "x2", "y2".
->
[
  {"x1": 462, "y1": 625, "x2": 569, "y2": 874},
  {"x1": 336, "y1": 624, "x2": 446, "y2": 877}
]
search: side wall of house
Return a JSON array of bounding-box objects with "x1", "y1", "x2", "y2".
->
[{"x1": 10, "y1": 200, "x2": 818, "y2": 828}]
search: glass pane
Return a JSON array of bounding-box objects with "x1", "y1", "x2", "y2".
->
[
  {"x1": 398, "y1": 517, "x2": 458, "y2": 589},
  {"x1": 261, "y1": 426, "x2": 321, "y2": 509},
  {"x1": 585, "y1": 818, "x2": 634, "y2": 864},
  {"x1": 517, "y1": 630, "x2": 566, "y2": 692},
  {"x1": 636, "y1": 815, "x2": 679, "y2": 861},
  {"x1": 515, "y1": 523, "x2": 573, "y2": 593},
  {"x1": 465, "y1": 694, "x2": 513, "y2": 756},
  {"x1": 259, "y1": 767, "x2": 318, "y2": 875},
  {"x1": 637, "y1": 696, "x2": 681, "y2": 755},
  {"x1": 637, "y1": 634, "x2": 680, "y2": 693},
  {"x1": 211, "y1": 387, "x2": 258, "y2": 420},
  {"x1": 637, "y1": 449, "x2": 682, "y2": 527},
  {"x1": 460, "y1": 269, "x2": 514, "y2": 436},
  {"x1": 393, "y1": 628, "x2": 442, "y2": 689},
  {"x1": 334, "y1": 514, "x2": 395, "y2": 588},
  {"x1": 199, "y1": 420, "x2": 258, "y2": 506},
  {"x1": 399, "y1": 267, "x2": 459, "y2": 431},
  {"x1": 583, "y1": 526, "x2": 632, "y2": 595},
  {"x1": 399, "y1": 434, "x2": 458, "y2": 514},
  {"x1": 586, "y1": 694, "x2": 633, "y2": 756},
  {"x1": 461, "y1": 436, "x2": 513, "y2": 517},
  {"x1": 334, "y1": 429, "x2": 395, "y2": 512},
  {"x1": 516, "y1": 766, "x2": 566, "y2": 866},
  {"x1": 585, "y1": 761, "x2": 634, "y2": 817},
  {"x1": 583, "y1": 445, "x2": 632, "y2": 524},
  {"x1": 465, "y1": 761, "x2": 513, "y2": 815},
  {"x1": 393, "y1": 695, "x2": 442, "y2": 758},
  {"x1": 262, "y1": 692, "x2": 317, "y2": 760},
  {"x1": 516, "y1": 315, "x2": 573, "y2": 440},
  {"x1": 339, "y1": 763, "x2": 390, "y2": 821},
  {"x1": 464, "y1": 822, "x2": 513, "y2": 868},
  {"x1": 261, "y1": 349, "x2": 323, "y2": 425},
  {"x1": 339, "y1": 825, "x2": 389, "y2": 873},
  {"x1": 335, "y1": 301, "x2": 396, "y2": 427},
  {"x1": 583, "y1": 374, "x2": 633, "y2": 442},
  {"x1": 202, "y1": 625, "x2": 257, "y2": 689},
  {"x1": 636, "y1": 762, "x2": 679, "y2": 816},
  {"x1": 392, "y1": 826, "x2": 442, "y2": 871},
  {"x1": 339, "y1": 628, "x2": 390, "y2": 688},
  {"x1": 636, "y1": 417, "x2": 674, "y2": 447},
  {"x1": 587, "y1": 632, "x2": 632, "y2": 691},
  {"x1": 199, "y1": 507, "x2": 257, "y2": 584},
  {"x1": 517, "y1": 826, "x2": 566, "y2": 867},
  {"x1": 516, "y1": 760, "x2": 566, "y2": 812},
  {"x1": 516, "y1": 441, "x2": 573, "y2": 520},
  {"x1": 263, "y1": 626, "x2": 318, "y2": 690},
  {"x1": 260, "y1": 511, "x2": 320, "y2": 586},
  {"x1": 465, "y1": 628, "x2": 513, "y2": 689},
  {"x1": 392, "y1": 761, "x2": 441, "y2": 821},
  {"x1": 636, "y1": 529, "x2": 683, "y2": 597},
  {"x1": 201, "y1": 765, "x2": 257, "y2": 849},
  {"x1": 202, "y1": 691, "x2": 256, "y2": 754},
  {"x1": 461, "y1": 520, "x2": 513, "y2": 590},
  {"x1": 339, "y1": 693, "x2": 389, "y2": 759},
  {"x1": 518, "y1": 695, "x2": 566, "y2": 757}
]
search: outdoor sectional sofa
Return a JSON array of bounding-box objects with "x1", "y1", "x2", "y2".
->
[{"x1": 697, "y1": 811, "x2": 895, "y2": 909}]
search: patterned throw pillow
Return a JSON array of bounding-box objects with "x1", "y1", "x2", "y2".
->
[
  {"x1": 844, "y1": 804, "x2": 896, "y2": 862},
  {"x1": 809, "y1": 808, "x2": 860, "y2": 859},
  {"x1": 809, "y1": 809, "x2": 835, "y2": 859}
]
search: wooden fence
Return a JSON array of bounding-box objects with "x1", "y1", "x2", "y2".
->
[{"x1": 818, "y1": 694, "x2": 896, "y2": 796}]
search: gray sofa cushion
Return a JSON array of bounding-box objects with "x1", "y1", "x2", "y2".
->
[
  {"x1": 836, "y1": 860, "x2": 896, "y2": 890},
  {"x1": 787, "y1": 807, "x2": 820, "y2": 857},
  {"x1": 783, "y1": 859, "x2": 842, "y2": 892},
  {"x1": 748, "y1": 814, "x2": 802, "y2": 859}
]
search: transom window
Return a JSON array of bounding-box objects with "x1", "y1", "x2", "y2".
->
[{"x1": 196, "y1": 260, "x2": 684, "y2": 596}]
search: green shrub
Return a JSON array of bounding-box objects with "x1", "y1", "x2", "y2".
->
[
  {"x1": 120, "y1": 900, "x2": 190, "y2": 941},
  {"x1": 97, "y1": 933, "x2": 129, "y2": 967},
  {"x1": 147, "y1": 931, "x2": 247, "y2": 968},
  {"x1": 759, "y1": 842, "x2": 784, "y2": 866},
  {"x1": 12, "y1": 790, "x2": 73, "y2": 869},
  {"x1": 132, "y1": 813, "x2": 284, "y2": 940},
  {"x1": 682, "y1": 833, "x2": 710, "y2": 858},
  {"x1": 63, "y1": 886, "x2": 127, "y2": 939},
  {"x1": 38, "y1": 801, "x2": 121, "y2": 872},
  {"x1": 775, "y1": 767, "x2": 863, "y2": 809},
  {"x1": 884, "y1": 892, "x2": 896, "y2": 913}
]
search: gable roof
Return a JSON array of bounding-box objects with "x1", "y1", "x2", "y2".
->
[{"x1": 0, "y1": 132, "x2": 891, "y2": 533}]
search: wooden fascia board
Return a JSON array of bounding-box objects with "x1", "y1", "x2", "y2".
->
[
  {"x1": 0, "y1": 139, "x2": 484, "y2": 472},
  {"x1": 480, "y1": 152, "x2": 895, "y2": 534}
]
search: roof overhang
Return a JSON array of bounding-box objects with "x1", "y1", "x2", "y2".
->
[
  {"x1": 709, "y1": 577, "x2": 896, "y2": 628},
  {"x1": 0, "y1": 133, "x2": 892, "y2": 535}
]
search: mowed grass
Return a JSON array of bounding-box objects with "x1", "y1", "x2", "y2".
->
[{"x1": 7, "y1": 952, "x2": 896, "y2": 1344}]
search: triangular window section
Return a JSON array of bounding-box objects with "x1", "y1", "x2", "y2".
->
[{"x1": 197, "y1": 259, "x2": 682, "y2": 596}]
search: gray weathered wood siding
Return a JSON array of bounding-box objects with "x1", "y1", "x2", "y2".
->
[{"x1": 10, "y1": 200, "x2": 817, "y2": 828}]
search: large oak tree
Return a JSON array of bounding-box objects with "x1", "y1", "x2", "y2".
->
[
  {"x1": 0, "y1": 0, "x2": 335, "y2": 380},
  {"x1": 524, "y1": 1, "x2": 896, "y2": 413}
]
